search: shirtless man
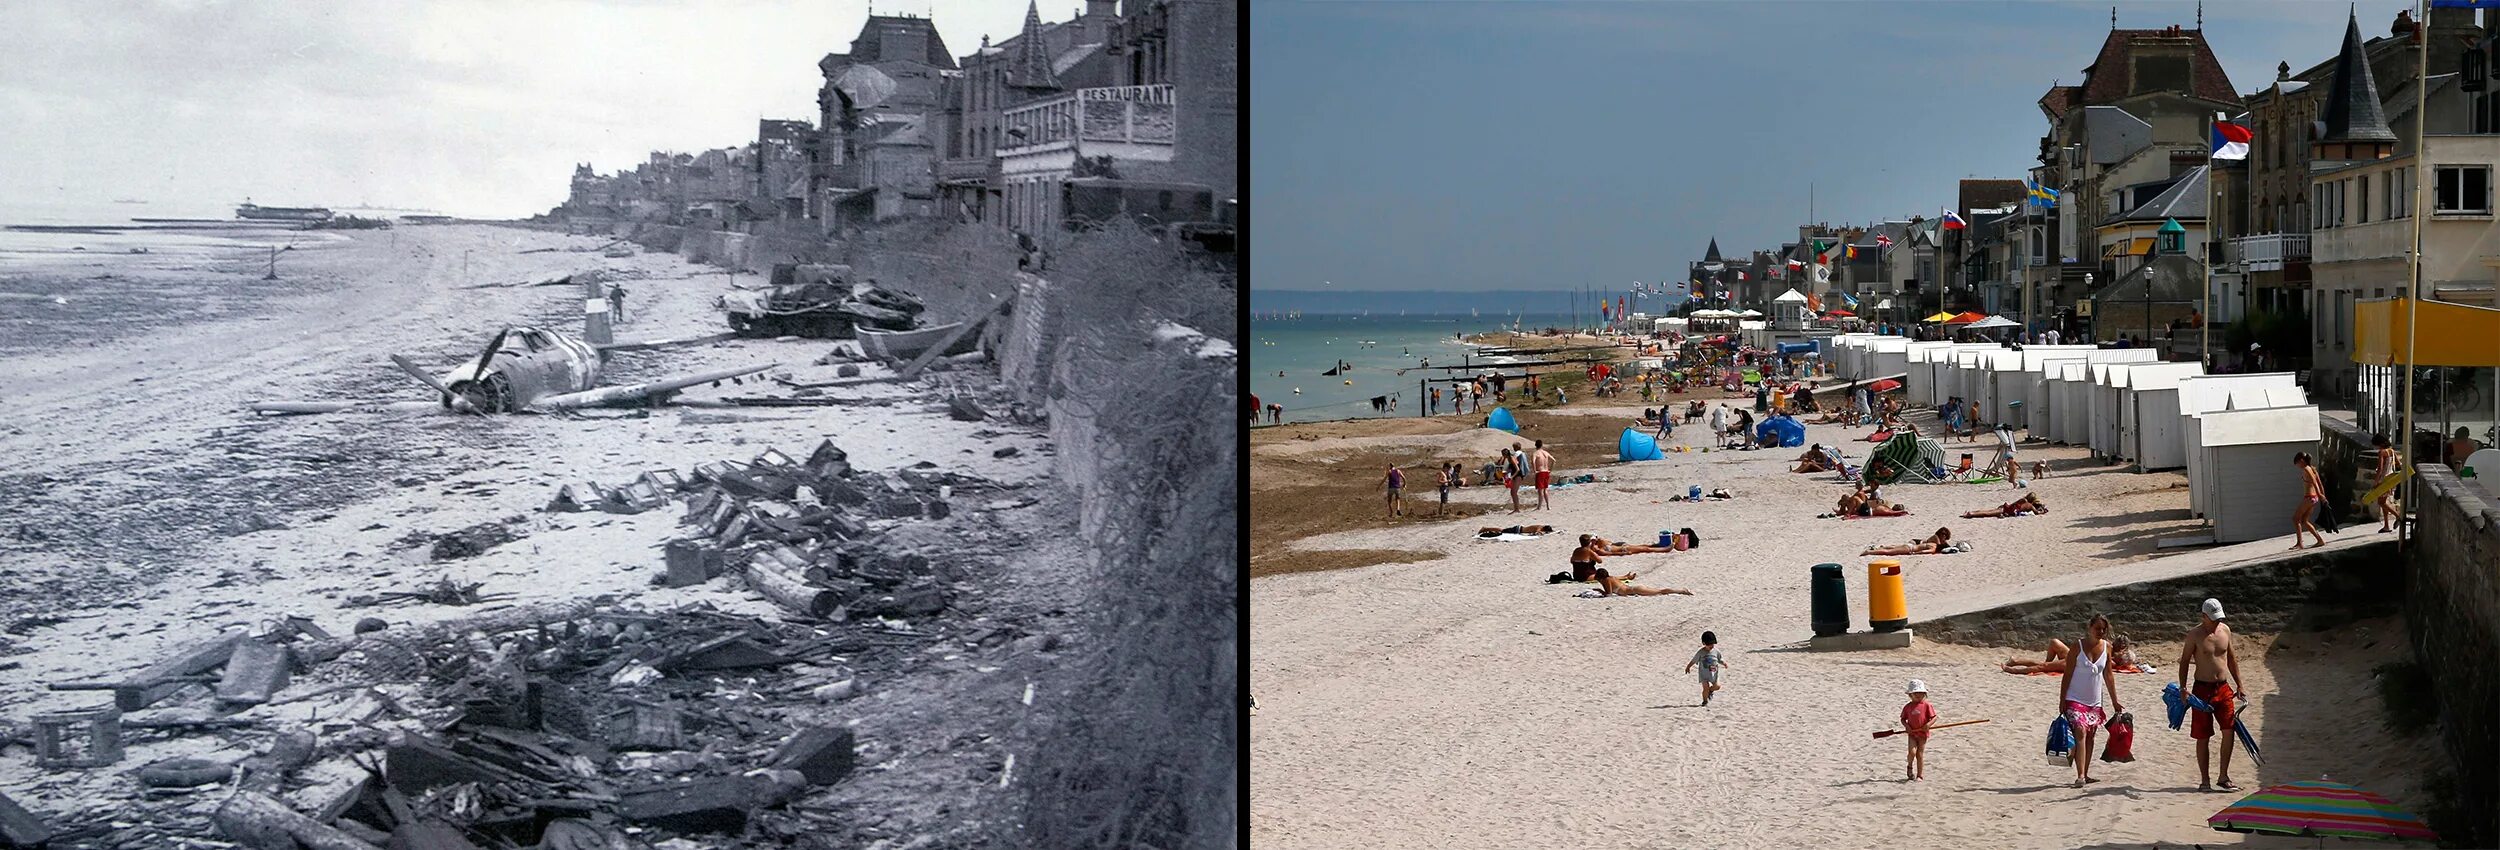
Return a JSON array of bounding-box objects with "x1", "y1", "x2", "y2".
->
[
  {"x1": 1531, "y1": 440, "x2": 1556, "y2": 511},
  {"x1": 2178, "y1": 598, "x2": 2245, "y2": 792},
  {"x1": 1592, "y1": 568, "x2": 1689, "y2": 598}
]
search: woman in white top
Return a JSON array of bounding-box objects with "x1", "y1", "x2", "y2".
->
[{"x1": 2055, "y1": 613, "x2": 2125, "y2": 787}]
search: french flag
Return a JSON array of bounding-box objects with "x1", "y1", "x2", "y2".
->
[
  {"x1": 2211, "y1": 116, "x2": 2253, "y2": 161},
  {"x1": 1940, "y1": 211, "x2": 1966, "y2": 231}
]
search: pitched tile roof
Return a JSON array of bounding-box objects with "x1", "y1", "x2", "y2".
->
[
  {"x1": 2038, "y1": 85, "x2": 2083, "y2": 120},
  {"x1": 2077, "y1": 27, "x2": 2242, "y2": 106}
]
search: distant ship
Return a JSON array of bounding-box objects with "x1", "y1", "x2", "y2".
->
[
  {"x1": 112, "y1": 198, "x2": 146, "y2": 205},
  {"x1": 235, "y1": 202, "x2": 334, "y2": 222}
]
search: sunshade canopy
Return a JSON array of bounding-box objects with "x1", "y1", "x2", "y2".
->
[
  {"x1": 1825, "y1": 309, "x2": 1855, "y2": 317},
  {"x1": 1923, "y1": 312, "x2": 1957, "y2": 322},
  {"x1": 1966, "y1": 315, "x2": 2019, "y2": 329},
  {"x1": 2207, "y1": 780, "x2": 2437, "y2": 843},
  {"x1": 1944, "y1": 311, "x2": 1988, "y2": 324},
  {"x1": 2353, "y1": 297, "x2": 2500, "y2": 367}
]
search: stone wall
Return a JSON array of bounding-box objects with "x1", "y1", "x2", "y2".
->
[
  {"x1": 1914, "y1": 540, "x2": 2399, "y2": 650},
  {"x1": 2405, "y1": 463, "x2": 2500, "y2": 847}
]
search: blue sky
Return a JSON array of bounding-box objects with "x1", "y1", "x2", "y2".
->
[{"x1": 1251, "y1": 0, "x2": 2409, "y2": 293}]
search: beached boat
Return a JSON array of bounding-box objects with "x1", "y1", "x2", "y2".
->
[
  {"x1": 235, "y1": 203, "x2": 333, "y2": 222},
  {"x1": 858, "y1": 322, "x2": 977, "y2": 361}
]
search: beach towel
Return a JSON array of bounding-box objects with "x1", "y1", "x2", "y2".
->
[
  {"x1": 2162, "y1": 682, "x2": 2216, "y2": 731},
  {"x1": 1478, "y1": 533, "x2": 1546, "y2": 542},
  {"x1": 2100, "y1": 712, "x2": 2136, "y2": 762}
]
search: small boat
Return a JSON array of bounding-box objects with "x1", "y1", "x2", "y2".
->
[{"x1": 857, "y1": 322, "x2": 978, "y2": 361}]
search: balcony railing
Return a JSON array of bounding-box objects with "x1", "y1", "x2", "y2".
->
[
  {"x1": 998, "y1": 84, "x2": 1177, "y2": 157},
  {"x1": 2225, "y1": 233, "x2": 2310, "y2": 271}
]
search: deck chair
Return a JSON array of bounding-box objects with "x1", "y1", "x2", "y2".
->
[{"x1": 1976, "y1": 429, "x2": 2020, "y2": 483}]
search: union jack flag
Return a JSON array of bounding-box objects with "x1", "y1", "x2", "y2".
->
[{"x1": 1875, "y1": 234, "x2": 1894, "y2": 251}]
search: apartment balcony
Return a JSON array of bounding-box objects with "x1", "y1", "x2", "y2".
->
[
  {"x1": 937, "y1": 157, "x2": 993, "y2": 184},
  {"x1": 997, "y1": 84, "x2": 1177, "y2": 173},
  {"x1": 2226, "y1": 233, "x2": 2310, "y2": 272}
]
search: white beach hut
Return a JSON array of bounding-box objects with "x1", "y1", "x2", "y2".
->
[
  {"x1": 2194, "y1": 404, "x2": 2322, "y2": 544},
  {"x1": 2089, "y1": 363, "x2": 2132, "y2": 459},
  {"x1": 1903, "y1": 342, "x2": 1959, "y2": 406},
  {"x1": 2034, "y1": 357, "x2": 2088, "y2": 442},
  {"x1": 2124, "y1": 362, "x2": 2207, "y2": 471},
  {"x1": 1977, "y1": 349, "x2": 2024, "y2": 426},
  {"x1": 2177, "y1": 373, "x2": 2305, "y2": 518},
  {"x1": 1867, "y1": 336, "x2": 1912, "y2": 384},
  {"x1": 2053, "y1": 362, "x2": 2092, "y2": 444},
  {"x1": 2007, "y1": 345, "x2": 2100, "y2": 433}
]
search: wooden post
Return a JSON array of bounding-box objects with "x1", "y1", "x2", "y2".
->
[{"x1": 897, "y1": 289, "x2": 1020, "y2": 381}]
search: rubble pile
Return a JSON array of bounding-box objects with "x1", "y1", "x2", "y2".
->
[{"x1": 0, "y1": 440, "x2": 1043, "y2": 848}]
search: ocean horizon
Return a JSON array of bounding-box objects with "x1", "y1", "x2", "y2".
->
[{"x1": 1249, "y1": 312, "x2": 1595, "y2": 424}]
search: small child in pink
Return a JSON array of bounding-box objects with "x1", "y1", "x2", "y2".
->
[{"x1": 1901, "y1": 679, "x2": 1938, "y2": 781}]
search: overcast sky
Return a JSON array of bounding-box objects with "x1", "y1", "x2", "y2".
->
[
  {"x1": 0, "y1": 0, "x2": 1055, "y2": 219},
  {"x1": 1252, "y1": 0, "x2": 2428, "y2": 293}
]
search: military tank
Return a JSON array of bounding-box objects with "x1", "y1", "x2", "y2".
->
[{"x1": 718, "y1": 263, "x2": 926, "y2": 339}]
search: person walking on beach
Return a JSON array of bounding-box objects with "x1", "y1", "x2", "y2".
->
[
  {"x1": 2056, "y1": 613, "x2": 2123, "y2": 788},
  {"x1": 2179, "y1": 598, "x2": 2245, "y2": 792},
  {"x1": 1267, "y1": 403, "x2": 1283, "y2": 425},
  {"x1": 1430, "y1": 386, "x2": 1441, "y2": 415},
  {"x1": 1503, "y1": 446, "x2": 1525, "y2": 514},
  {"x1": 1900, "y1": 679, "x2": 1937, "y2": 780},
  {"x1": 2291, "y1": 452, "x2": 2327, "y2": 549},
  {"x1": 1249, "y1": 393, "x2": 1261, "y2": 427},
  {"x1": 1383, "y1": 464, "x2": 1405, "y2": 519},
  {"x1": 1530, "y1": 440, "x2": 1555, "y2": 510},
  {"x1": 1708, "y1": 404, "x2": 1727, "y2": 439},
  {"x1": 2374, "y1": 434, "x2": 2399, "y2": 533},
  {"x1": 1685, "y1": 631, "x2": 1727, "y2": 706},
  {"x1": 1434, "y1": 462, "x2": 1456, "y2": 517}
]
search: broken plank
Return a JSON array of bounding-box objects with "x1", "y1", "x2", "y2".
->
[
  {"x1": 746, "y1": 558, "x2": 839, "y2": 618},
  {"x1": 217, "y1": 639, "x2": 292, "y2": 706},
  {"x1": 0, "y1": 790, "x2": 50, "y2": 848},
  {"x1": 213, "y1": 790, "x2": 385, "y2": 850},
  {"x1": 119, "y1": 633, "x2": 246, "y2": 711}
]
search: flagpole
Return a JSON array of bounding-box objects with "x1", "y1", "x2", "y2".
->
[
  {"x1": 2205, "y1": 117, "x2": 2216, "y2": 370},
  {"x1": 2398, "y1": 0, "x2": 2429, "y2": 553}
]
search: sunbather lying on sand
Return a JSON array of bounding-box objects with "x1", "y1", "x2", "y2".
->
[
  {"x1": 1963, "y1": 493, "x2": 2048, "y2": 518},
  {"x1": 1863, "y1": 527, "x2": 1964, "y2": 556},
  {"x1": 2002, "y1": 638, "x2": 2073, "y2": 674},
  {"x1": 1591, "y1": 536, "x2": 1676, "y2": 555},
  {"x1": 1478, "y1": 524, "x2": 1556, "y2": 538},
  {"x1": 1593, "y1": 568, "x2": 1692, "y2": 598}
]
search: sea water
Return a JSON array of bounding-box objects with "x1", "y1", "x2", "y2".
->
[{"x1": 1247, "y1": 313, "x2": 1573, "y2": 424}]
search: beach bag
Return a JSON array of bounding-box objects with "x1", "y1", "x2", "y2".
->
[
  {"x1": 2100, "y1": 712, "x2": 2136, "y2": 762},
  {"x1": 1670, "y1": 534, "x2": 1688, "y2": 551},
  {"x1": 2045, "y1": 716, "x2": 2075, "y2": 764}
]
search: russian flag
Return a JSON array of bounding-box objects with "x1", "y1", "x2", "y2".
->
[
  {"x1": 1940, "y1": 211, "x2": 1967, "y2": 230},
  {"x1": 2211, "y1": 116, "x2": 2253, "y2": 161}
]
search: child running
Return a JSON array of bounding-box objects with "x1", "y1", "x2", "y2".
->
[
  {"x1": 1684, "y1": 631, "x2": 1727, "y2": 706},
  {"x1": 1901, "y1": 679, "x2": 1937, "y2": 780}
]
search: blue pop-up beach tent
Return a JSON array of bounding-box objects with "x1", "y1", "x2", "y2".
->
[
  {"x1": 1486, "y1": 407, "x2": 1519, "y2": 433},
  {"x1": 1755, "y1": 415, "x2": 1805, "y2": 447},
  {"x1": 1618, "y1": 428, "x2": 1665, "y2": 461}
]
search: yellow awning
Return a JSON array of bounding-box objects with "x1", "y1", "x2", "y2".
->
[
  {"x1": 1922, "y1": 311, "x2": 1956, "y2": 322},
  {"x1": 2353, "y1": 298, "x2": 2500, "y2": 367},
  {"x1": 2101, "y1": 237, "x2": 2155, "y2": 258}
]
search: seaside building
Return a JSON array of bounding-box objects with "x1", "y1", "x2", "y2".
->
[
  {"x1": 996, "y1": 0, "x2": 1239, "y2": 235},
  {"x1": 2301, "y1": 8, "x2": 2498, "y2": 397},
  {"x1": 812, "y1": 14, "x2": 957, "y2": 229},
  {"x1": 754, "y1": 119, "x2": 816, "y2": 222},
  {"x1": 944, "y1": 1, "x2": 1119, "y2": 229}
]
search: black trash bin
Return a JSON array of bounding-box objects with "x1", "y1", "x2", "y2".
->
[{"x1": 1810, "y1": 563, "x2": 1849, "y2": 637}]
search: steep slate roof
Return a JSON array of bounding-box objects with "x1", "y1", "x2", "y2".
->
[
  {"x1": 2319, "y1": 11, "x2": 2399, "y2": 143},
  {"x1": 2108, "y1": 165, "x2": 2208, "y2": 223},
  {"x1": 2077, "y1": 27, "x2": 2242, "y2": 106},
  {"x1": 1703, "y1": 238, "x2": 1724, "y2": 264},
  {"x1": 2093, "y1": 254, "x2": 2206, "y2": 302},
  {"x1": 1958, "y1": 179, "x2": 2028, "y2": 215},
  {"x1": 2038, "y1": 85, "x2": 2084, "y2": 120}
]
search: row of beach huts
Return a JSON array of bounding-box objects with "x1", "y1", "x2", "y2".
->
[{"x1": 1824, "y1": 333, "x2": 2319, "y2": 547}]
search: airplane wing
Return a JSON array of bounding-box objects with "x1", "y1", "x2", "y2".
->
[
  {"x1": 595, "y1": 332, "x2": 739, "y2": 353},
  {"x1": 245, "y1": 400, "x2": 450, "y2": 416},
  {"x1": 528, "y1": 363, "x2": 781, "y2": 411}
]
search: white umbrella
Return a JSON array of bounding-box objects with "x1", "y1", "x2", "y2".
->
[
  {"x1": 1965, "y1": 315, "x2": 2020, "y2": 330},
  {"x1": 1738, "y1": 309, "x2": 1763, "y2": 317}
]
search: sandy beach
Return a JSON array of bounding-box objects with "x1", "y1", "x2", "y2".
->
[
  {"x1": 1251, "y1": 387, "x2": 2445, "y2": 849},
  {"x1": 0, "y1": 223, "x2": 1077, "y2": 844}
]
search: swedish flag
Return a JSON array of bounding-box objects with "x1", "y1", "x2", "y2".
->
[{"x1": 2027, "y1": 180, "x2": 2061, "y2": 208}]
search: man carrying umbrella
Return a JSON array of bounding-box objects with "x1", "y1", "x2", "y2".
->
[{"x1": 2178, "y1": 598, "x2": 2246, "y2": 792}]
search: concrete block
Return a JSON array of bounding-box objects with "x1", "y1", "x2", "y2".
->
[
  {"x1": 765, "y1": 726, "x2": 857, "y2": 786},
  {"x1": 1806, "y1": 629, "x2": 1915, "y2": 652}
]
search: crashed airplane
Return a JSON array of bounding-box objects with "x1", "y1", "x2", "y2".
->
[{"x1": 248, "y1": 303, "x2": 777, "y2": 415}]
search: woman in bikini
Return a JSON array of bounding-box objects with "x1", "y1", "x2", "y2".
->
[
  {"x1": 1793, "y1": 444, "x2": 1838, "y2": 473},
  {"x1": 1592, "y1": 568, "x2": 1691, "y2": 598},
  {"x1": 1963, "y1": 493, "x2": 2048, "y2": 518},
  {"x1": 1591, "y1": 536, "x2": 1675, "y2": 556},
  {"x1": 2373, "y1": 434, "x2": 2398, "y2": 533},
  {"x1": 2291, "y1": 451, "x2": 2327, "y2": 550},
  {"x1": 1863, "y1": 527, "x2": 1956, "y2": 556}
]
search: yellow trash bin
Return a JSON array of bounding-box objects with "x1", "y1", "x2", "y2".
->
[{"x1": 1867, "y1": 559, "x2": 1907, "y2": 632}]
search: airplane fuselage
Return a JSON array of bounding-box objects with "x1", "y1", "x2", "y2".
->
[{"x1": 440, "y1": 326, "x2": 602, "y2": 412}]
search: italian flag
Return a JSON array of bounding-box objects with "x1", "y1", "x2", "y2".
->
[{"x1": 1815, "y1": 239, "x2": 1842, "y2": 265}]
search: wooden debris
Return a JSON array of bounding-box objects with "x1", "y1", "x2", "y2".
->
[
  {"x1": 117, "y1": 632, "x2": 246, "y2": 710},
  {"x1": 217, "y1": 638, "x2": 293, "y2": 706},
  {"x1": 0, "y1": 790, "x2": 50, "y2": 848},
  {"x1": 213, "y1": 790, "x2": 385, "y2": 850},
  {"x1": 764, "y1": 727, "x2": 857, "y2": 786}
]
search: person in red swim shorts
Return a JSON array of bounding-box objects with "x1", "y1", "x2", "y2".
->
[
  {"x1": 2178, "y1": 597, "x2": 2245, "y2": 792},
  {"x1": 1530, "y1": 439, "x2": 1555, "y2": 511}
]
